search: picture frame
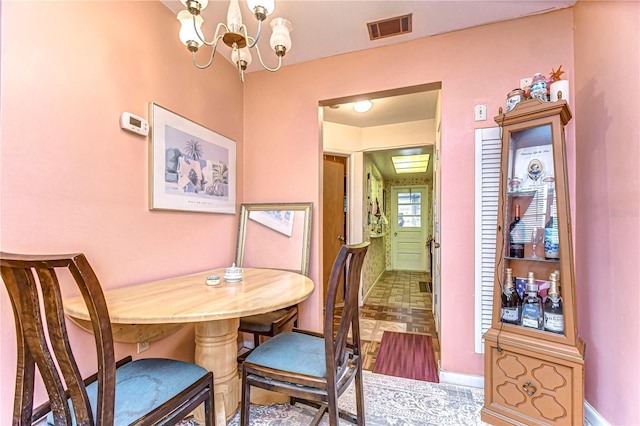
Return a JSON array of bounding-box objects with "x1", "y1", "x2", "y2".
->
[
  {"x1": 249, "y1": 210, "x2": 295, "y2": 237},
  {"x1": 149, "y1": 103, "x2": 236, "y2": 214}
]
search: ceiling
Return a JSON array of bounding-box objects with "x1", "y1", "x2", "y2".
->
[
  {"x1": 162, "y1": 1, "x2": 575, "y2": 75},
  {"x1": 162, "y1": 0, "x2": 575, "y2": 180}
]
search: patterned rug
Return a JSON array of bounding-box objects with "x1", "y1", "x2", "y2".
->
[
  {"x1": 180, "y1": 371, "x2": 486, "y2": 425},
  {"x1": 373, "y1": 331, "x2": 439, "y2": 382}
]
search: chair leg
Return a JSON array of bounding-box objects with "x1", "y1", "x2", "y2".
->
[
  {"x1": 240, "y1": 368, "x2": 251, "y2": 426},
  {"x1": 355, "y1": 365, "x2": 366, "y2": 426},
  {"x1": 326, "y1": 388, "x2": 340, "y2": 426},
  {"x1": 253, "y1": 334, "x2": 260, "y2": 348},
  {"x1": 205, "y1": 387, "x2": 214, "y2": 426}
]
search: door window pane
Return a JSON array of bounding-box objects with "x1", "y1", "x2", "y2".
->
[{"x1": 397, "y1": 191, "x2": 422, "y2": 228}]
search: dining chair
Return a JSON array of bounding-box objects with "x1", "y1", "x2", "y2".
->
[
  {"x1": 0, "y1": 252, "x2": 215, "y2": 426},
  {"x1": 235, "y1": 202, "x2": 313, "y2": 362},
  {"x1": 240, "y1": 242, "x2": 370, "y2": 426}
]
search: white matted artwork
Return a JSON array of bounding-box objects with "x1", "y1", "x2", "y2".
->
[
  {"x1": 511, "y1": 145, "x2": 555, "y2": 190},
  {"x1": 249, "y1": 210, "x2": 295, "y2": 237},
  {"x1": 149, "y1": 103, "x2": 236, "y2": 214}
]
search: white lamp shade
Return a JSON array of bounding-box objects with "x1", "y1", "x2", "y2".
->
[
  {"x1": 177, "y1": 10, "x2": 204, "y2": 47},
  {"x1": 231, "y1": 46, "x2": 253, "y2": 67},
  {"x1": 226, "y1": 0, "x2": 243, "y2": 33},
  {"x1": 247, "y1": 0, "x2": 275, "y2": 16},
  {"x1": 180, "y1": 0, "x2": 208, "y2": 11},
  {"x1": 269, "y1": 18, "x2": 292, "y2": 52}
]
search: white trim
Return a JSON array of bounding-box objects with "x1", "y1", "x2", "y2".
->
[
  {"x1": 584, "y1": 401, "x2": 610, "y2": 426},
  {"x1": 438, "y1": 368, "x2": 484, "y2": 389},
  {"x1": 474, "y1": 129, "x2": 484, "y2": 354},
  {"x1": 362, "y1": 268, "x2": 387, "y2": 303}
]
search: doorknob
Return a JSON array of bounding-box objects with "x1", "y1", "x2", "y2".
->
[
  {"x1": 338, "y1": 235, "x2": 345, "y2": 242},
  {"x1": 433, "y1": 241, "x2": 441, "y2": 248}
]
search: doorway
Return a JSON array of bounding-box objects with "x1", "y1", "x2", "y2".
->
[{"x1": 322, "y1": 154, "x2": 347, "y2": 304}]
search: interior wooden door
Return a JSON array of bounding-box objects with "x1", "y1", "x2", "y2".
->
[{"x1": 323, "y1": 155, "x2": 346, "y2": 304}]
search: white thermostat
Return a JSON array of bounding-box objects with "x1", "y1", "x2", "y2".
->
[{"x1": 120, "y1": 112, "x2": 149, "y2": 136}]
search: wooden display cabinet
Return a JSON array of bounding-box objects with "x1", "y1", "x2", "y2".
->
[{"x1": 482, "y1": 99, "x2": 585, "y2": 425}]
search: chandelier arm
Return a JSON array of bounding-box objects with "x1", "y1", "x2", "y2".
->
[
  {"x1": 246, "y1": 19, "x2": 262, "y2": 48},
  {"x1": 193, "y1": 17, "x2": 228, "y2": 47},
  {"x1": 192, "y1": 34, "x2": 225, "y2": 69},
  {"x1": 251, "y1": 42, "x2": 283, "y2": 72}
]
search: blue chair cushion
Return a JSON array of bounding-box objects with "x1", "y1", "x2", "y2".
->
[
  {"x1": 47, "y1": 358, "x2": 208, "y2": 425},
  {"x1": 245, "y1": 331, "x2": 326, "y2": 378}
]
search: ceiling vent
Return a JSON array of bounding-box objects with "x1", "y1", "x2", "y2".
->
[{"x1": 367, "y1": 14, "x2": 412, "y2": 41}]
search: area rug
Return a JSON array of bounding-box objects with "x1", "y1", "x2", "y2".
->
[
  {"x1": 180, "y1": 370, "x2": 486, "y2": 425},
  {"x1": 372, "y1": 331, "x2": 439, "y2": 382}
]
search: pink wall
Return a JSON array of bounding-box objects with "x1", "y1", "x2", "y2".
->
[
  {"x1": 242, "y1": 10, "x2": 576, "y2": 378},
  {"x1": 0, "y1": 1, "x2": 243, "y2": 421},
  {"x1": 574, "y1": 2, "x2": 640, "y2": 424},
  {"x1": 2, "y1": 2, "x2": 636, "y2": 423}
]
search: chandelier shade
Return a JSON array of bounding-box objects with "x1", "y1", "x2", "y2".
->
[{"x1": 177, "y1": 0, "x2": 292, "y2": 82}]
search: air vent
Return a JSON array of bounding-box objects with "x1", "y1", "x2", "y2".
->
[{"x1": 368, "y1": 14, "x2": 412, "y2": 41}]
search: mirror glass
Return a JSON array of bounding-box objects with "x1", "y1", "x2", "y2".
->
[{"x1": 235, "y1": 202, "x2": 313, "y2": 276}]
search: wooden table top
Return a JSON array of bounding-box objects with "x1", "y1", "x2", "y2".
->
[{"x1": 64, "y1": 267, "x2": 314, "y2": 325}]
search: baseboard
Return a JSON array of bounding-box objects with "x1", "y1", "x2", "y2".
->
[
  {"x1": 584, "y1": 401, "x2": 609, "y2": 426},
  {"x1": 438, "y1": 368, "x2": 484, "y2": 389},
  {"x1": 363, "y1": 269, "x2": 386, "y2": 303}
]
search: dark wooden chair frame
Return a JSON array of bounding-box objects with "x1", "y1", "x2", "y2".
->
[
  {"x1": 235, "y1": 202, "x2": 313, "y2": 361},
  {"x1": 240, "y1": 242, "x2": 369, "y2": 426},
  {"x1": 0, "y1": 252, "x2": 215, "y2": 426}
]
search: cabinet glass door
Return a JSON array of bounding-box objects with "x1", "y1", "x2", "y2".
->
[{"x1": 502, "y1": 123, "x2": 563, "y2": 336}]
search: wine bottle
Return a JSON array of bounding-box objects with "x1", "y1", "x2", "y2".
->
[
  {"x1": 544, "y1": 202, "x2": 560, "y2": 260},
  {"x1": 509, "y1": 204, "x2": 525, "y2": 258},
  {"x1": 544, "y1": 272, "x2": 564, "y2": 334},
  {"x1": 501, "y1": 268, "x2": 522, "y2": 324},
  {"x1": 521, "y1": 272, "x2": 544, "y2": 330}
]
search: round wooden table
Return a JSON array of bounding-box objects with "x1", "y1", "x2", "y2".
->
[{"x1": 64, "y1": 267, "x2": 315, "y2": 425}]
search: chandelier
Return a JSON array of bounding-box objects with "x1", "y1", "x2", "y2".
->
[{"x1": 177, "y1": 0, "x2": 292, "y2": 82}]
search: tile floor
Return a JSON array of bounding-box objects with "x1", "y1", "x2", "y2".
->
[{"x1": 347, "y1": 270, "x2": 441, "y2": 371}]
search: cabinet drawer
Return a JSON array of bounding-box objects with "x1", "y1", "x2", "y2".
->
[{"x1": 486, "y1": 345, "x2": 576, "y2": 424}]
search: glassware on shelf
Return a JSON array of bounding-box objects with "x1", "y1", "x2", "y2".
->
[{"x1": 530, "y1": 226, "x2": 544, "y2": 259}]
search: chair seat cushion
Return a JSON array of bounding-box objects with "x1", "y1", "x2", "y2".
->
[
  {"x1": 240, "y1": 309, "x2": 294, "y2": 332},
  {"x1": 245, "y1": 331, "x2": 326, "y2": 378},
  {"x1": 47, "y1": 358, "x2": 208, "y2": 425}
]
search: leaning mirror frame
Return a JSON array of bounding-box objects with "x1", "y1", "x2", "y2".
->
[{"x1": 235, "y1": 202, "x2": 313, "y2": 276}]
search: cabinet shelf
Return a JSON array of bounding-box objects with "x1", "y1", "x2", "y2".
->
[{"x1": 505, "y1": 256, "x2": 560, "y2": 263}]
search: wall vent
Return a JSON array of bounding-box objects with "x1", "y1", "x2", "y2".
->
[{"x1": 367, "y1": 14, "x2": 412, "y2": 41}]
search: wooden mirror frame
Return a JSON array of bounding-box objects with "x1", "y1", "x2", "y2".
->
[{"x1": 235, "y1": 202, "x2": 313, "y2": 276}]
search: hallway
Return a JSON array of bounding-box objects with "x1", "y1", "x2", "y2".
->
[{"x1": 358, "y1": 270, "x2": 441, "y2": 371}]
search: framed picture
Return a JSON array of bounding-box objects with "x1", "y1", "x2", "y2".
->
[
  {"x1": 249, "y1": 210, "x2": 295, "y2": 237},
  {"x1": 149, "y1": 103, "x2": 236, "y2": 214}
]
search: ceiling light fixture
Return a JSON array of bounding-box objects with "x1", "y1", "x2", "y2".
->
[
  {"x1": 353, "y1": 100, "x2": 373, "y2": 113},
  {"x1": 177, "y1": 0, "x2": 292, "y2": 82},
  {"x1": 392, "y1": 154, "x2": 430, "y2": 174}
]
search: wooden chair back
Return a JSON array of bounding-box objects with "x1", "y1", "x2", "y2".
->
[{"x1": 1, "y1": 253, "x2": 116, "y2": 425}]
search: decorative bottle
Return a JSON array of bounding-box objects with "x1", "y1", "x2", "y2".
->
[
  {"x1": 521, "y1": 272, "x2": 544, "y2": 329},
  {"x1": 530, "y1": 73, "x2": 548, "y2": 102},
  {"x1": 544, "y1": 272, "x2": 564, "y2": 334},
  {"x1": 501, "y1": 268, "x2": 522, "y2": 324},
  {"x1": 544, "y1": 202, "x2": 560, "y2": 260},
  {"x1": 509, "y1": 204, "x2": 525, "y2": 258}
]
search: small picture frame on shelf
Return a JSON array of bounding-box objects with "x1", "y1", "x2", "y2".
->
[{"x1": 511, "y1": 145, "x2": 555, "y2": 191}]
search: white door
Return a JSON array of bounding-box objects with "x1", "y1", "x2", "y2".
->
[{"x1": 391, "y1": 186, "x2": 428, "y2": 271}]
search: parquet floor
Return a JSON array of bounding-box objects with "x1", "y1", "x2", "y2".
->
[{"x1": 348, "y1": 270, "x2": 440, "y2": 371}]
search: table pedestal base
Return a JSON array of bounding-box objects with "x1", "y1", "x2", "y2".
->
[{"x1": 193, "y1": 318, "x2": 240, "y2": 425}]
